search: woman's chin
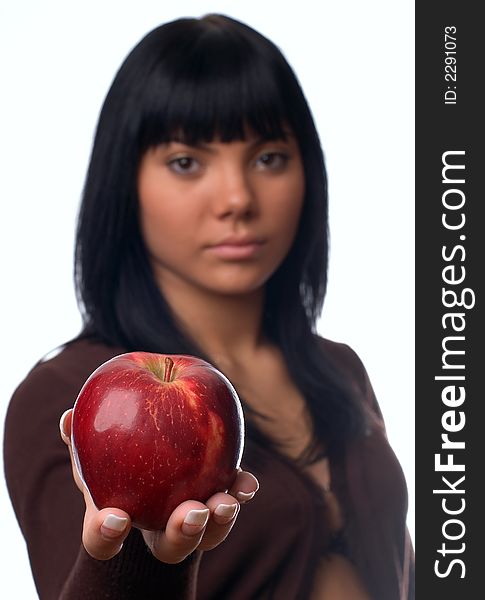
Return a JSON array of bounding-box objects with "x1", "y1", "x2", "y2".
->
[{"x1": 204, "y1": 275, "x2": 270, "y2": 297}]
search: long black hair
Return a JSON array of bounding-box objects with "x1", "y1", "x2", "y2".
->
[{"x1": 75, "y1": 13, "x2": 369, "y2": 460}]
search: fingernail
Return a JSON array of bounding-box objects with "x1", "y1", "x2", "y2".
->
[
  {"x1": 59, "y1": 409, "x2": 70, "y2": 438},
  {"x1": 101, "y1": 514, "x2": 129, "y2": 538},
  {"x1": 214, "y1": 503, "x2": 239, "y2": 522},
  {"x1": 236, "y1": 490, "x2": 256, "y2": 503},
  {"x1": 182, "y1": 508, "x2": 210, "y2": 536}
]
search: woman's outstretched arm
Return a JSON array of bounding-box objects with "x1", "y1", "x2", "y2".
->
[{"x1": 4, "y1": 358, "x2": 258, "y2": 599}]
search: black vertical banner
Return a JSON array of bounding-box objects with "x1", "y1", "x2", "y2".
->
[{"x1": 416, "y1": 2, "x2": 484, "y2": 597}]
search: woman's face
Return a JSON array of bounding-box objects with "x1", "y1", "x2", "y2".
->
[{"x1": 137, "y1": 129, "x2": 305, "y2": 298}]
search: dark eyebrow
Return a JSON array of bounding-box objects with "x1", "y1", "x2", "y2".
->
[{"x1": 169, "y1": 131, "x2": 295, "y2": 153}]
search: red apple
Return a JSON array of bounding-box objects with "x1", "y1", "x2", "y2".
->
[{"x1": 71, "y1": 352, "x2": 244, "y2": 530}]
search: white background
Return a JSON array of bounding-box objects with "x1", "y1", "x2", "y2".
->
[{"x1": 0, "y1": 1, "x2": 414, "y2": 597}]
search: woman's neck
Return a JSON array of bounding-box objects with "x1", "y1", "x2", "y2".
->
[{"x1": 159, "y1": 274, "x2": 267, "y2": 364}]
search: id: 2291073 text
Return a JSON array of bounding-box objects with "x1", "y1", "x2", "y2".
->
[{"x1": 444, "y1": 26, "x2": 457, "y2": 105}]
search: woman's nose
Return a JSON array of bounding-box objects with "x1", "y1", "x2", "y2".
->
[{"x1": 211, "y1": 167, "x2": 257, "y2": 220}]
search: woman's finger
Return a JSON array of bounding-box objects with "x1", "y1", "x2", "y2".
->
[
  {"x1": 59, "y1": 409, "x2": 85, "y2": 493},
  {"x1": 143, "y1": 469, "x2": 259, "y2": 559},
  {"x1": 141, "y1": 500, "x2": 210, "y2": 564},
  {"x1": 60, "y1": 408, "x2": 132, "y2": 560},
  {"x1": 228, "y1": 468, "x2": 260, "y2": 503},
  {"x1": 197, "y1": 491, "x2": 240, "y2": 551},
  {"x1": 197, "y1": 470, "x2": 259, "y2": 551},
  {"x1": 81, "y1": 502, "x2": 132, "y2": 561}
]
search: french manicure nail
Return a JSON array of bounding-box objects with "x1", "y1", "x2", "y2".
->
[
  {"x1": 101, "y1": 514, "x2": 129, "y2": 538},
  {"x1": 182, "y1": 508, "x2": 210, "y2": 535},
  {"x1": 236, "y1": 490, "x2": 256, "y2": 503},
  {"x1": 59, "y1": 409, "x2": 70, "y2": 438},
  {"x1": 214, "y1": 503, "x2": 238, "y2": 521}
]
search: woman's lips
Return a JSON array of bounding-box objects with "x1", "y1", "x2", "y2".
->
[{"x1": 205, "y1": 241, "x2": 265, "y2": 260}]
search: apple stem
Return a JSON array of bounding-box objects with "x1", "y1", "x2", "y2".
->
[{"x1": 164, "y1": 357, "x2": 174, "y2": 382}]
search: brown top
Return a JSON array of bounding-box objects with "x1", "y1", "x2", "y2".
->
[{"x1": 3, "y1": 336, "x2": 414, "y2": 599}]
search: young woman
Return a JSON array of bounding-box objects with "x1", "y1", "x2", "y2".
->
[{"x1": 4, "y1": 13, "x2": 414, "y2": 599}]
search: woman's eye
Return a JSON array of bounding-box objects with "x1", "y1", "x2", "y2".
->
[
  {"x1": 167, "y1": 156, "x2": 200, "y2": 175},
  {"x1": 255, "y1": 152, "x2": 289, "y2": 170}
]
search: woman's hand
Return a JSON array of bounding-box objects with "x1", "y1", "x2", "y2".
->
[{"x1": 60, "y1": 409, "x2": 258, "y2": 563}]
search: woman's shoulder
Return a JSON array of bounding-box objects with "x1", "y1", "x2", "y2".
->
[
  {"x1": 313, "y1": 335, "x2": 368, "y2": 388},
  {"x1": 7, "y1": 336, "x2": 127, "y2": 419},
  {"x1": 313, "y1": 334, "x2": 384, "y2": 422},
  {"x1": 33, "y1": 335, "x2": 126, "y2": 382},
  {"x1": 314, "y1": 334, "x2": 363, "y2": 365}
]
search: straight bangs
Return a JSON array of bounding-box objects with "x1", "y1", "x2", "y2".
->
[{"x1": 136, "y1": 21, "x2": 295, "y2": 151}]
